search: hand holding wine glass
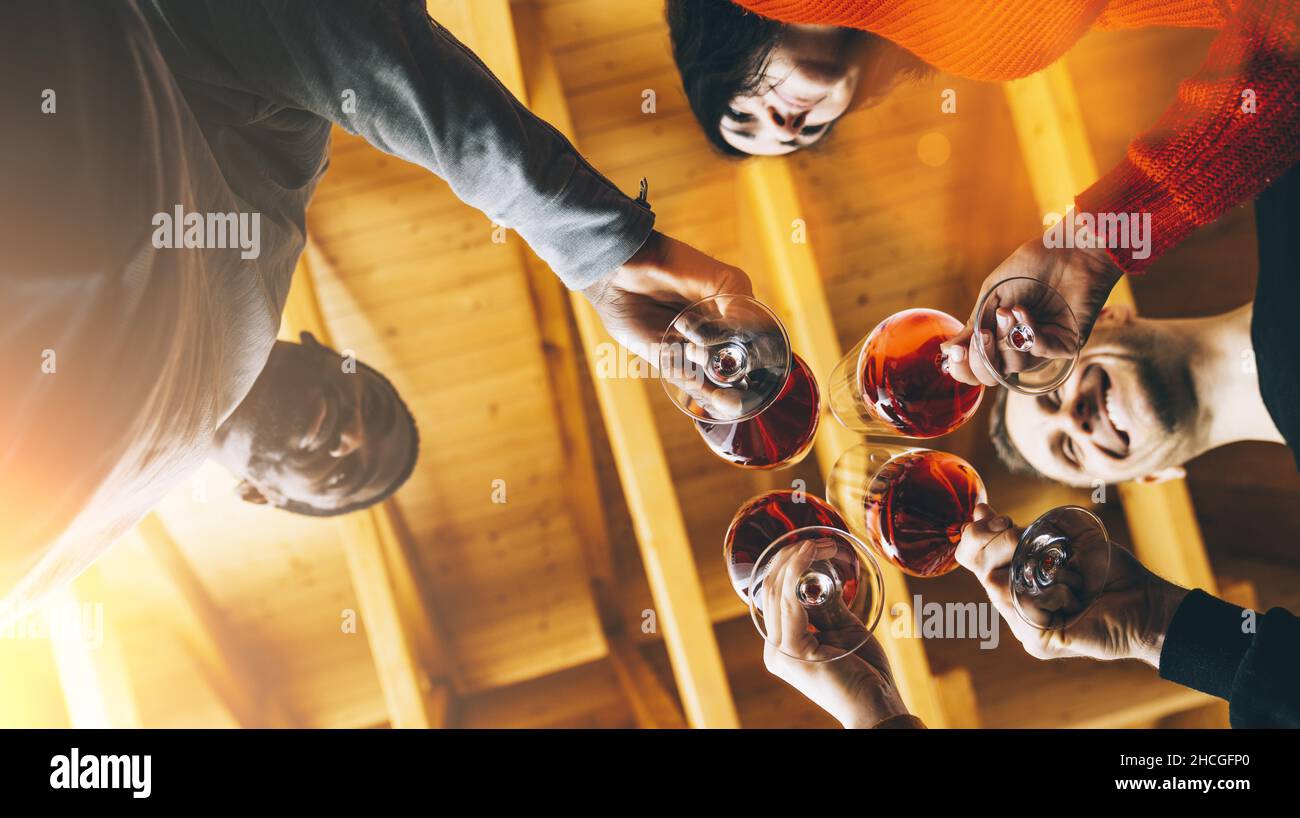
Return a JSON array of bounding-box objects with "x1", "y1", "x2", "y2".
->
[
  {"x1": 956, "y1": 503, "x2": 1188, "y2": 666},
  {"x1": 761, "y1": 541, "x2": 910, "y2": 729},
  {"x1": 582, "y1": 230, "x2": 754, "y2": 366},
  {"x1": 941, "y1": 232, "x2": 1123, "y2": 393}
]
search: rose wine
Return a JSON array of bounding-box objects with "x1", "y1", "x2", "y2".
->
[
  {"x1": 860, "y1": 309, "x2": 983, "y2": 438},
  {"x1": 696, "y1": 354, "x2": 819, "y2": 470},
  {"x1": 723, "y1": 490, "x2": 847, "y2": 601},
  {"x1": 862, "y1": 449, "x2": 986, "y2": 577}
]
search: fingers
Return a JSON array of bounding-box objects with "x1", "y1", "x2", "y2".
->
[
  {"x1": 777, "y1": 542, "x2": 816, "y2": 650},
  {"x1": 701, "y1": 263, "x2": 755, "y2": 300},
  {"x1": 965, "y1": 329, "x2": 1001, "y2": 386},
  {"x1": 940, "y1": 326, "x2": 999, "y2": 388},
  {"x1": 940, "y1": 327, "x2": 978, "y2": 385},
  {"x1": 956, "y1": 503, "x2": 1018, "y2": 578}
]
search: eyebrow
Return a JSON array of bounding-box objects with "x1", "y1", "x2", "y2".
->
[{"x1": 1055, "y1": 432, "x2": 1080, "y2": 470}]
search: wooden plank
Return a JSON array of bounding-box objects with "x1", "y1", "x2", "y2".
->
[
  {"x1": 737, "y1": 157, "x2": 950, "y2": 728},
  {"x1": 338, "y1": 508, "x2": 445, "y2": 728},
  {"x1": 607, "y1": 639, "x2": 689, "y2": 729},
  {"x1": 458, "y1": 659, "x2": 632, "y2": 729},
  {"x1": 514, "y1": 0, "x2": 739, "y2": 729},
  {"x1": 134, "y1": 515, "x2": 295, "y2": 727},
  {"x1": 933, "y1": 667, "x2": 981, "y2": 729},
  {"x1": 1002, "y1": 66, "x2": 1216, "y2": 594},
  {"x1": 45, "y1": 566, "x2": 143, "y2": 729},
  {"x1": 455, "y1": 0, "x2": 527, "y2": 98},
  {"x1": 283, "y1": 245, "x2": 455, "y2": 727},
  {"x1": 449, "y1": 0, "x2": 622, "y2": 634}
]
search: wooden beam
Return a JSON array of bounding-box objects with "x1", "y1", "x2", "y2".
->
[
  {"x1": 283, "y1": 245, "x2": 455, "y2": 728},
  {"x1": 1002, "y1": 66, "x2": 1217, "y2": 594},
  {"x1": 450, "y1": 0, "x2": 623, "y2": 633},
  {"x1": 454, "y1": 0, "x2": 527, "y2": 98},
  {"x1": 134, "y1": 515, "x2": 295, "y2": 727},
  {"x1": 607, "y1": 639, "x2": 689, "y2": 729},
  {"x1": 45, "y1": 566, "x2": 142, "y2": 729},
  {"x1": 512, "y1": 0, "x2": 739, "y2": 729},
  {"x1": 338, "y1": 507, "x2": 446, "y2": 728},
  {"x1": 932, "y1": 667, "x2": 981, "y2": 729},
  {"x1": 458, "y1": 659, "x2": 632, "y2": 728},
  {"x1": 737, "y1": 157, "x2": 950, "y2": 728}
]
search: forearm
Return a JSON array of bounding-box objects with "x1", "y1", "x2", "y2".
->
[
  {"x1": 143, "y1": 0, "x2": 653, "y2": 289},
  {"x1": 1076, "y1": 0, "x2": 1300, "y2": 272}
]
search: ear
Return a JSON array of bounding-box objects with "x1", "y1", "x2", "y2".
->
[
  {"x1": 235, "y1": 478, "x2": 270, "y2": 505},
  {"x1": 1095, "y1": 303, "x2": 1137, "y2": 328},
  {"x1": 299, "y1": 330, "x2": 320, "y2": 348},
  {"x1": 1136, "y1": 466, "x2": 1186, "y2": 485}
]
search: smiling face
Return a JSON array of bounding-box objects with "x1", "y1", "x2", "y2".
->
[
  {"x1": 718, "y1": 27, "x2": 862, "y2": 156},
  {"x1": 1001, "y1": 314, "x2": 1199, "y2": 486},
  {"x1": 214, "y1": 333, "x2": 418, "y2": 515}
]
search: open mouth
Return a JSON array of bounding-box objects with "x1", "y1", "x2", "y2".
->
[{"x1": 1095, "y1": 366, "x2": 1131, "y2": 458}]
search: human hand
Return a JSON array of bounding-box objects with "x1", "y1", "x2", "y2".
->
[
  {"x1": 942, "y1": 232, "x2": 1123, "y2": 387},
  {"x1": 583, "y1": 230, "x2": 753, "y2": 365},
  {"x1": 956, "y1": 503, "x2": 1187, "y2": 666},
  {"x1": 760, "y1": 539, "x2": 910, "y2": 729}
]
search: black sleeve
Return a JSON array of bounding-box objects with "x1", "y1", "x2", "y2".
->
[
  {"x1": 1158, "y1": 589, "x2": 1300, "y2": 727},
  {"x1": 1251, "y1": 163, "x2": 1300, "y2": 467}
]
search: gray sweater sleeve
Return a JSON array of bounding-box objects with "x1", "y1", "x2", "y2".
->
[{"x1": 143, "y1": 0, "x2": 654, "y2": 290}]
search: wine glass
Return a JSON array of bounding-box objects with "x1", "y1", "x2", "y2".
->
[
  {"x1": 827, "y1": 441, "x2": 987, "y2": 577},
  {"x1": 829, "y1": 308, "x2": 985, "y2": 439},
  {"x1": 660, "y1": 295, "x2": 819, "y2": 470},
  {"x1": 1009, "y1": 505, "x2": 1113, "y2": 631},
  {"x1": 723, "y1": 489, "x2": 885, "y2": 661},
  {"x1": 971, "y1": 277, "x2": 1082, "y2": 394},
  {"x1": 827, "y1": 442, "x2": 1113, "y2": 630}
]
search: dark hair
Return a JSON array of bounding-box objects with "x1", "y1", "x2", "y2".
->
[
  {"x1": 666, "y1": 0, "x2": 784, "y2": 157},
  {"x1": 279, "y1": 359, "x2": 421, "y2": 518},
  {"x1": 987, "y1": 387, "x2": 1042, "y2": 478}
]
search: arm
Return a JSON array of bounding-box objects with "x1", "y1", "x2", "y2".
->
[
  {"x1": 943, "y1": 0, "x2": 1299, "y2": 387},
  {"x1": 758, "y1": 539, "x2": 922, "y2": 728},
  {"x1": 958, "y1": 504, "x2": 1300, "y2": 728},
  {"x1": 143, "y1": 0, "x2": 652, "y2": 290},
  {"x1": 1077, "y1": 0, "x2": 1300, "y2": 272},
  {"x1": 1160, "y1": 590, "x2": 1300, "y2": 728}
]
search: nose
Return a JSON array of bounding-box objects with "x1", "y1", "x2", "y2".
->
[
  {"x1": 766, "y1": 106, "x2": 807, "y2": 134},
  {"x1": 1070, "y1": 394, "x2": 1094, "y2": 435},
  {"x1": 330, "y1": 407, "x2": 366, "y2": 458}
]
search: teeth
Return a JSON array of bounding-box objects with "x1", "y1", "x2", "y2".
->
[{"x1": 1105, "y1": 387, "x2": 1129, "y2": 434}]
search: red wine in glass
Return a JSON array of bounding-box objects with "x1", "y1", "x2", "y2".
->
[
  {"x1": 862, "y1": 449, "x2": 986, "y2": 577},
  {"x1": 695, "y1": 354, "x2": 820, "y2": 470},
  {"x1": 858, "y1": 309, "x2": 983, "y2": 438},
  {"x1": 723, "y1": 489, "x2": 847, "y2": 601},
  {"x1": 724, "y1": 492, "x2": 883, "y2": 648}
]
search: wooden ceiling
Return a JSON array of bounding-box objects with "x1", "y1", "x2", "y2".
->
[{"x1": 3, "y1": 1, "x2": 1295, "y2": 730}]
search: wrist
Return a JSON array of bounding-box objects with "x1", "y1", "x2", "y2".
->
[
  {"x1": 621, "y1": 229, "x2": 663, "y2": 271},
  {"x1": 1082, "y1": 243, "x2": 1124, "y2": 287},
  {"x1": 837, "y1": 676, "x2": 908, "y2": 729},
  {"x1": 1132, "y1": 577, "x2": 1189, "y2": 668},
  {"x1": 584, "y1": 231, "x2": 663, "y2": 305}
]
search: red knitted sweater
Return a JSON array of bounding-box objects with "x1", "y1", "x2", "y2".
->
[{"x1": 733, "y1": 0, "x2": 1300, "y2": 272}]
